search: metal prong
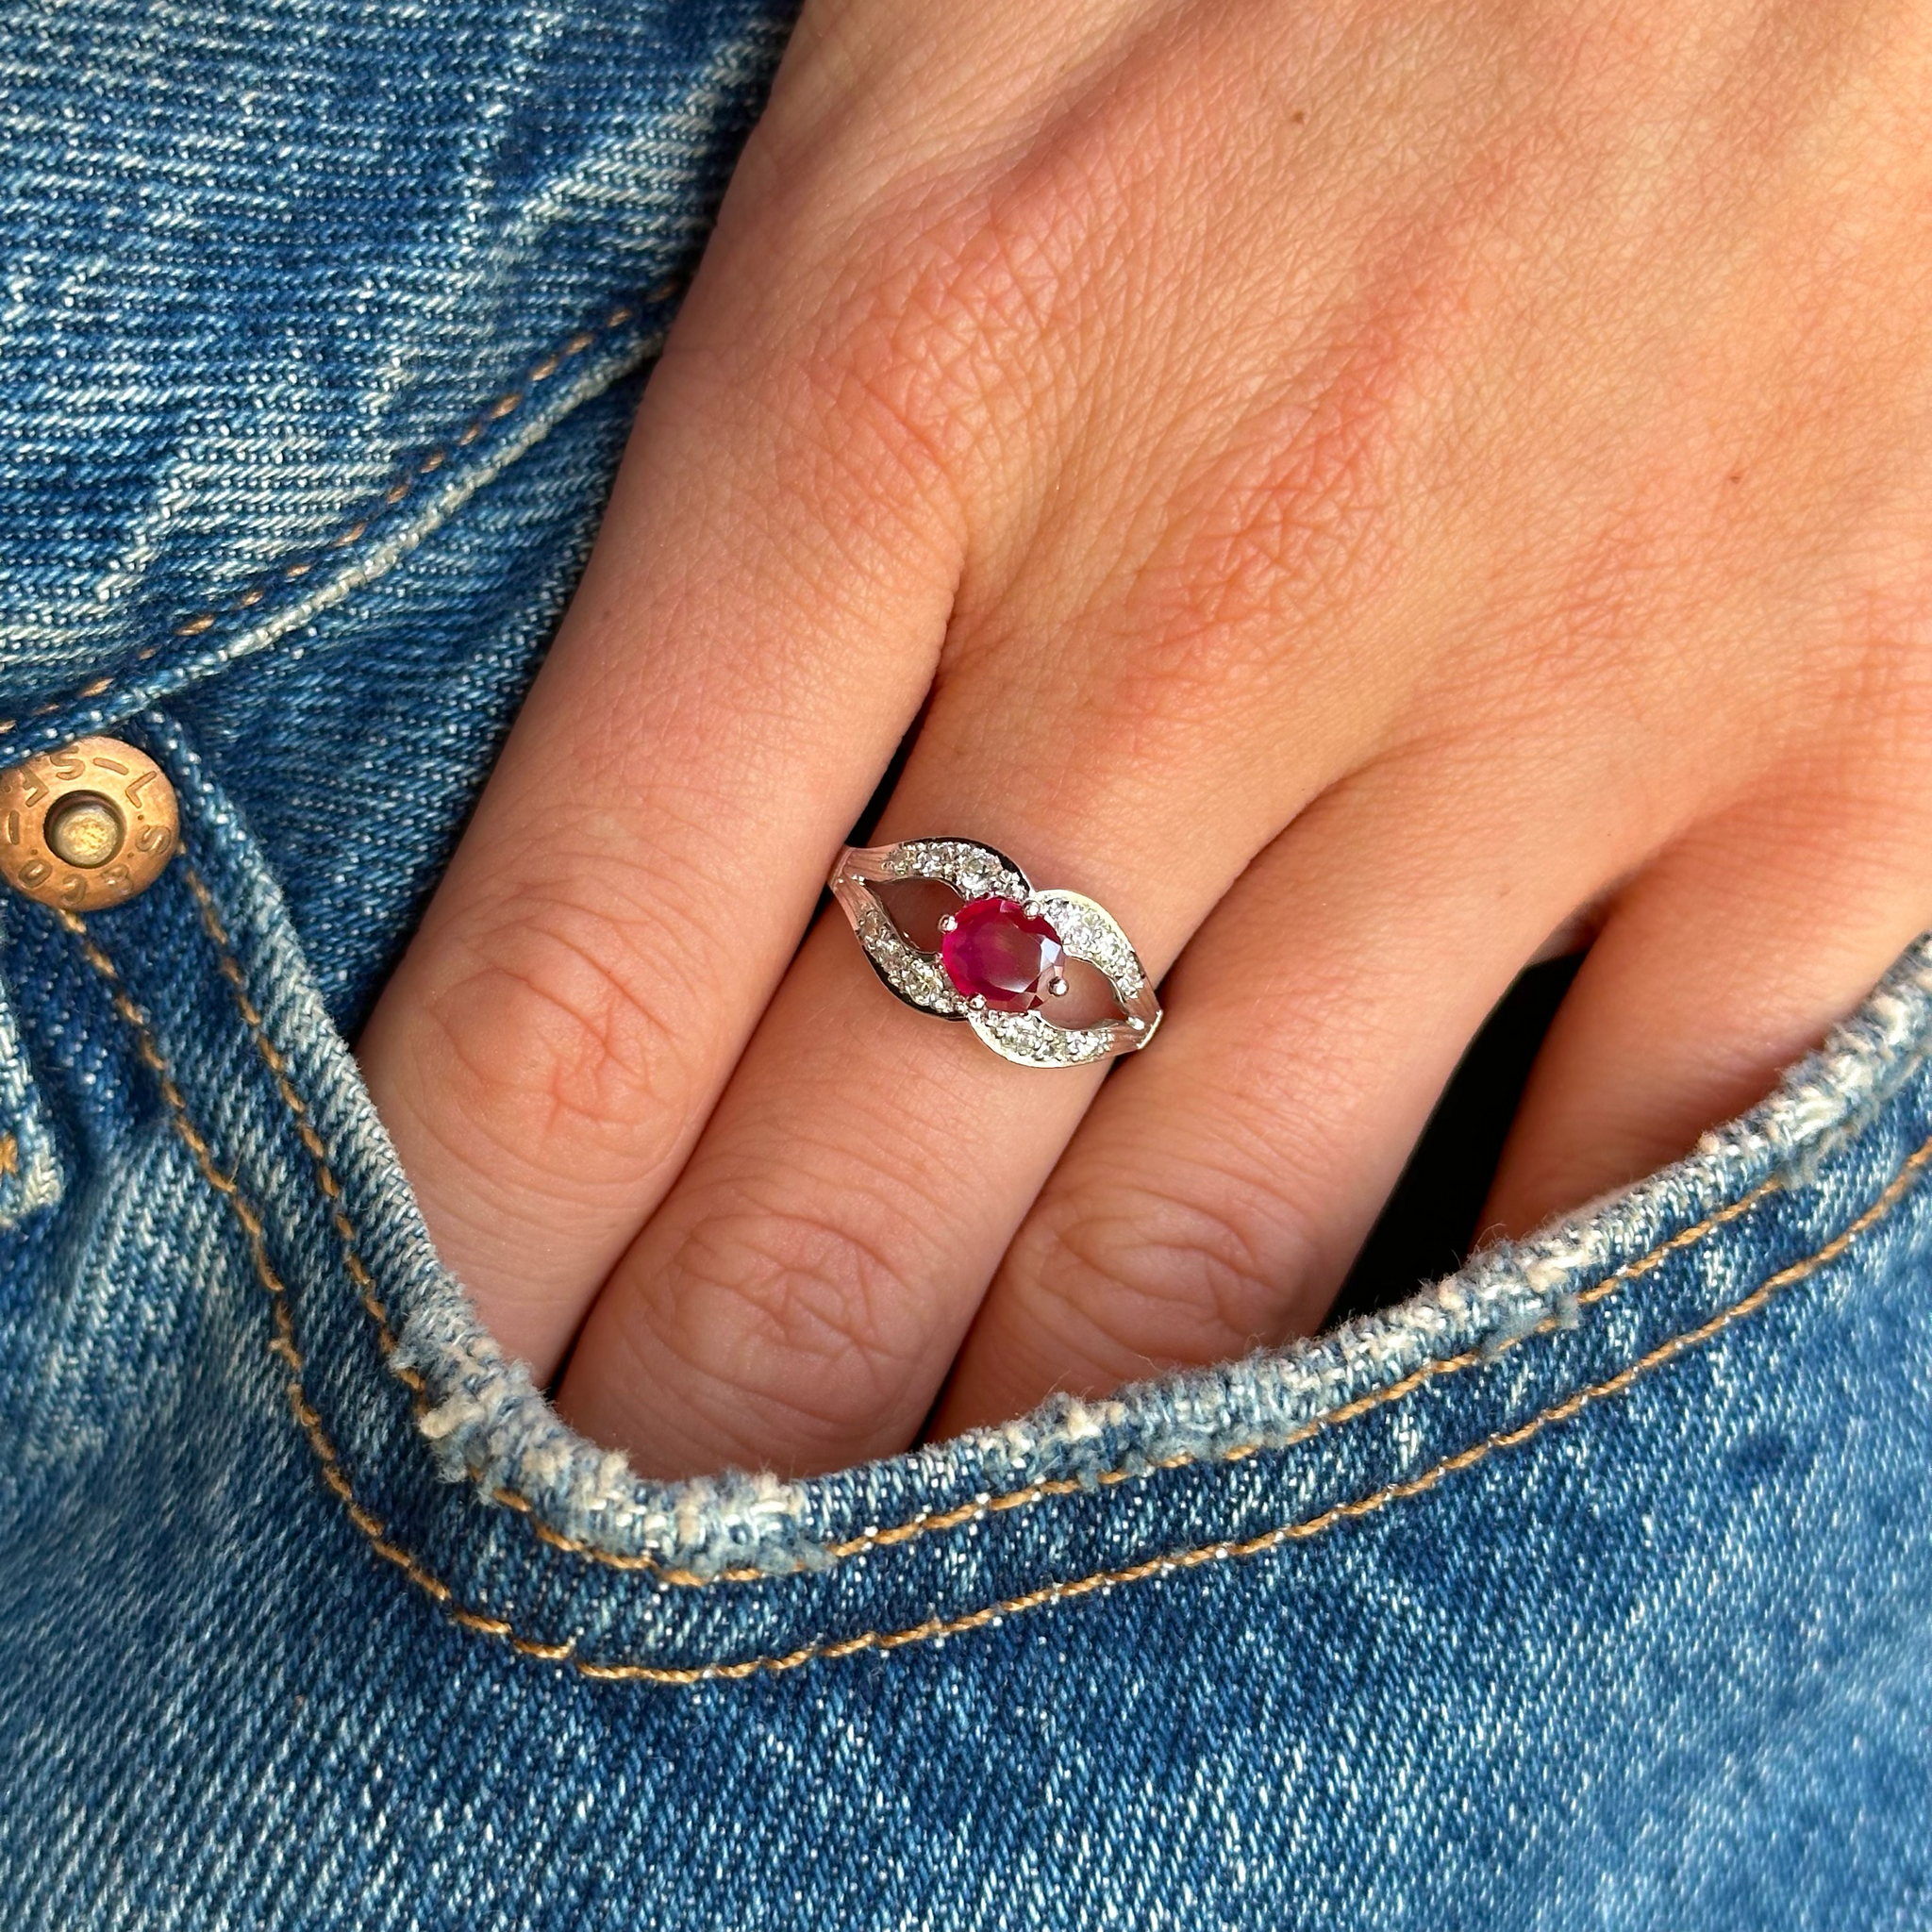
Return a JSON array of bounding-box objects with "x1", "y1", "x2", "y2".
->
[
  {"x1": 969, "y1": 993, "x2": 988, "y2": 1011},
  {"x1": 1047, "y1": 974, "x2": 1069, "y2": 997},
  {"x1": 939, "y1": 913, "x2": 958, "y2": 933}
]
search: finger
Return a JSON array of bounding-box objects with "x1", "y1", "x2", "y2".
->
[
  {"x1": 356, "y1": 259, "x2": 964, "y2": 1376},
  {"x1": 1482, "y1": 789, "x2": 1932, "y2": 1240},
  {"x1": 552, "y1": 639, "x2": 1357, "y2": 1478},
  {"x1": 925, "y1": 758, "x2": 1579, "y2": 1439}
]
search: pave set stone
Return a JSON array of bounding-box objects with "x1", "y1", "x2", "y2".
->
[
  {"x1": 1028, "y1": 889, "x2": 1145, "y2": 999},
  {"x1": 972, "y1": 1007, "x2": 1124, "y2": 1067},
  {"x1": 854, "y1": 901, "x2": 963, "y2": 1016},
  {"x1": 887, "y1": 839, "x2": 1028, "y2": 903}
]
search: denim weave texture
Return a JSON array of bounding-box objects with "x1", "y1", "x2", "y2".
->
[{"x1": 0, "y1": 3, "x2": 1928, "y2": 1928}]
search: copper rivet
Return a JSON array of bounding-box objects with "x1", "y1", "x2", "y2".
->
[
  {"x1": 46, "y1": 794, "x2": 125, "y2": 868},
  {"x1": 0, "y1": 735, "x2": 179, "y2": 911}
]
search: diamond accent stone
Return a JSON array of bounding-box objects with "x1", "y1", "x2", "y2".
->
[
  {"x1": 891, "y1": 839, "x2": 1029, "y2": 904},
  {"x1": 969, "y1": 1008, "x2": 1122, "y2": 1066},
  {"x1": 1028, "y1": 889, "x2": 1145, "y2": 997},
  {"x1": 854, "y1": 903, "x2": 965, "y2": 1017}
]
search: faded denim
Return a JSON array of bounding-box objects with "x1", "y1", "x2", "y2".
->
[{"x1": 1, "y1": 3, "x2": 1928, "y2": 1927}]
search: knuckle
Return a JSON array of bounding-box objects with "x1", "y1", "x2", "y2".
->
[
  {"x1": 1063, "y1": 608, "x2": 1282, "y2": 769},
  {"x1": 1164, "y1": 423, "x2": 1398, "y2": 643},
  {"x1": 1103, "y1": 346, "x2": 1424, "y2": 745},
  {"x1": 414, "y1": 889, "x2": 707, "y2": 1192},
  {"x1": 1012, "y1": 1143, "x2": 1329, "y2": 1375},
  {"x1": 789, "y1": 257, "x2": 1006, "y2": 517},
  {"x1": 650, "y1": 1193, "x2": 938, "y2": 1456},
  {"x1": 789, "y1": 157, "x2": 1124, "y2": 508},
  {"x1": 1017, "y1": 1170, "x2": 1320, "y2": 1374}
]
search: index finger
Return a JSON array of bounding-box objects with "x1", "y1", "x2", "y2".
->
[{"x1": 357, "y1": 242, "x2": 963, "y2": 1376}]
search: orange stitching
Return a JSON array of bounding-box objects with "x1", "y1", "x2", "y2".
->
[
  {"x1": 68, "y1": 895, "x2": 1932, "y2": 1684},
  {"x1": 183, "y1": 859, "x2": 1792, "y2": 1589},
  {"x1": 179, "y1": 871, "x2": 427, "y2": 1402},
  {"x1": 187, "y1": 863, "x2": 778, "y2": 1583},
  {"x1": 60, "y1": 909, "x2": 461, "y2": 1619},
  {"x1": 0, "y1": 291, "x2": 679, "y2": 740}
]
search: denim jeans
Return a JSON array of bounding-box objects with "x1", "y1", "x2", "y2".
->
[{"x1": 2, "y1": 3, "x2": 1928, "y2": 1926}]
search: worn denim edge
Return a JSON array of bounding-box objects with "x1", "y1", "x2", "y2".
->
[{"x1": 382, "y1": 907, "x2": 1932, "y2": 1576}]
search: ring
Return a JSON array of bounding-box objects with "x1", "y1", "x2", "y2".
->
[{"x1": 829, "y1": 838, "x2": 1161, "y2": 1067}]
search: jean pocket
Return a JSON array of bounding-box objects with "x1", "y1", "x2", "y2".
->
[{"x1": 18, "y1": 707, "x2": 1927, "y2": 1697}]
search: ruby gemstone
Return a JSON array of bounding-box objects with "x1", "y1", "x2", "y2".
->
[{"x1": 940, "y1": 896, "x2": 1064, "y2": 1012}]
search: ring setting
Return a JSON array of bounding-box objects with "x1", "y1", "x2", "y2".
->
[{"x1": 829, "y1": 838, "x2": 1161, "y2": 1067}]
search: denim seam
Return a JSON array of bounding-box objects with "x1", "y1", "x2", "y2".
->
[
  {"x1": 55, "y1": 902, "x2": 576, "y2": 1659},
  {"x1": 58, "y1": 880, "x2": 1932, "y2": 1684},
  {"x1": 0, "y1": 286, "x2": 681, "y2": 750},
  {"x1": 177, "y1": 870, "x2": 431, "y2": 1390}
]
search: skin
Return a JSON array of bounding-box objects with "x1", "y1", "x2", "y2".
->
[{"x1": 357, "y1": 0, "x2": 1932, "y2": 1481}]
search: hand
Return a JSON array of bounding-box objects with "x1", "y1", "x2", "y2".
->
[{"x1": 357, "y1": 0, "x2": 1932, "y2": 1479}]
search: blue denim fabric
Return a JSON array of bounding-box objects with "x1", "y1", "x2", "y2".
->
[{"x1": 2, "y1": 4, "x2": 1929, "y2": 1927}]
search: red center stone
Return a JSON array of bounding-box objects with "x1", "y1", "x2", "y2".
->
[{"x1": 940, "y1": 896, "x2": 1064, "y2": 1011}]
